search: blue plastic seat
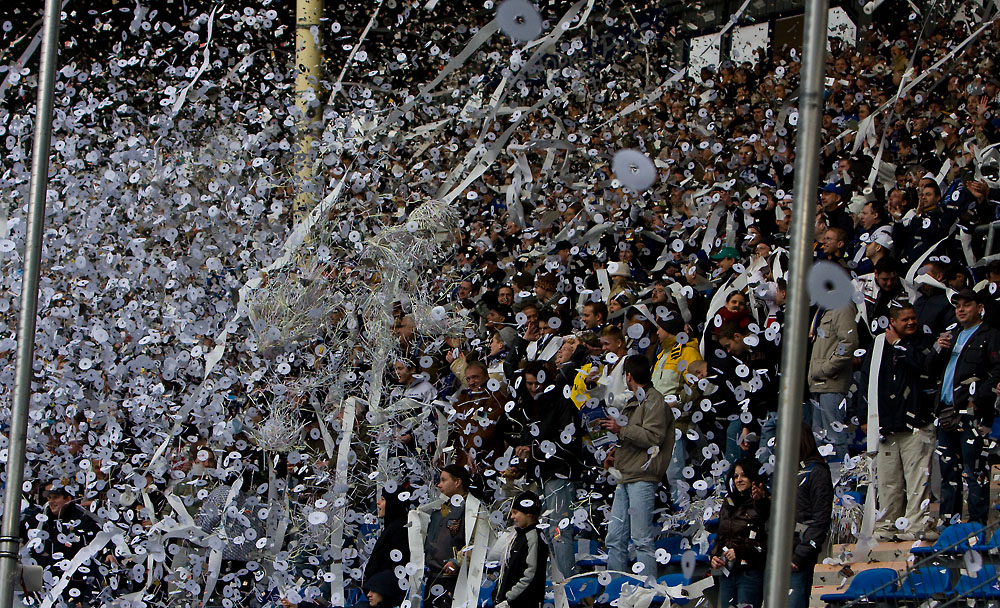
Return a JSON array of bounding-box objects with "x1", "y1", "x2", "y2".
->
[
  {"x1": 598, "y1": 575, "x2": 647, "y2": 605},
  {"x1": 696, "y1": 533, "x2": 716, "y2": 564},
  {"x1": 877, "y1": 567, "x2": 951, "y2": 600},
  {"x1": 564, "y1": 576, "x2": 600, "y2": 606},
  {"x1": 955, "y1": 565, "x2": 1000, "y2": 599},
  {"x1": 910, "y1": 522, "x2": 984, "y2": 555},
  {"x1": 836, "y1": 490, "x2": 864, "y2": 507},
  {"x1": 655, "y1": 574, "x2": 691, "y2": 605},
  {"x1": 818, "y1": 568, "x2": 898, "y2": 603},
  {"x1": 654, "y1": 535, "x2": 686, "y2": 563},
  {"x1": 479, "y1": 578, "x2": 496, "y2": 608}
]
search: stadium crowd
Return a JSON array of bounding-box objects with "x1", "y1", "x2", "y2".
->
[{"x1": 3, "y1": 1, "x2": 1000, "y2": 608}]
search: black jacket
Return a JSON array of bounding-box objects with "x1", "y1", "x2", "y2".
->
[
  {"x1": 792, "y1": 459, "x2": 833, "y2": 572},
  {"x1": 495, "y1": 525, "x2": 548, "y2": 608},
  {"x1": 364, "y1": 518, "x2": 410, "y2": 585},
  {"x1": 914, "y1": 288, "x2": 957, "y2": 347},
  {"x1": 711, "y1": 493, "x2": 770, "y2": 572},
  {"x1": 857, "y1": 334, "x2": 936, "y2": 434},
  {"x1": 518, "y1": 391, "x2": 581, "y2": 482},
  {"x1": 933, "y1": 323, "x2": 1000, "y2": 425}
]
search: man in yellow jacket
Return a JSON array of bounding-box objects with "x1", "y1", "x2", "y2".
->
[{"x1": 650, "y1": 316, "x2": 701, "y2": 507}]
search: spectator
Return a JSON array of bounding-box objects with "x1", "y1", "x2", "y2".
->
[
  {"x1": 933, "y1": 289, "x2": 1000, "y2": 525},
  {"x1": 449, "y1": 360, "x2": 508, "y2": 472},
  {"x1": 23, "y1": 483, "x2": 102, "y2": 606},
  {"x1": 600, "y1": 355, "x2": 674, "y2": 578},
  {"x1": 363, "y1": 486, "x2": 412, "y2": 588},
  {"x1": 581, "y1": 301, "x2": 608, "y2": 334},
  {"x1": 858, "y1": 303, "x2": 938, "y2": 541},
  {"x1": 513, "y1": 360, "x2": 581, "y2": 581},
  {"x1": 710, "y1": 458, "x2": 770, "y2": 608},
  {"x1": 789, "y1": 425, "x2": 834, "y2": 608},
  {"x1": 716, "y1": 321, "x2": 780, "y2": 464},
  {"x1": 650, "y1": 315, "x2": 701, "y2": 506},
  {"x1": 807, "y1": 303, "x2": 859, "y2": 461},
  {"x1": 420, "y1": 465, "x2": 471, "y2": 608},
  {"x1": 390, "y1": 358, "x2": 436, "y2": 404},
  {"x1": 364, "y1": 570, "x2": 405, "y2": 608},
  {"x1": 492, "y1": 491, "x2": 548, "y2": 608},
  {"x1": 913, "y1": 260, "x2": 958, "y2": 346}
]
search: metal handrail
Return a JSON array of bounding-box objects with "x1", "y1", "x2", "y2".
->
[
  {"x1": 938, "y1": 567, "x2": 1000, "y2": 608},
  {"x1": 838, "y1": 519, "x2": 1000, "y2": 608}
]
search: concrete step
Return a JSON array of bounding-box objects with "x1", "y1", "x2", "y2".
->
[{"x1": 809, "y1": 584, "x2": 842, "y2": 607}]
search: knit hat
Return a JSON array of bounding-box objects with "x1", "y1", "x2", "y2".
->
[
  {"x1": 655, "y1": 314, "x2": 685, "y2": 336},
  {"x1": 441, "y1": 464, "x2": 472, "y2": 489},
  {"x1": 512, "y1": 490, "x2": 542, "y2": 517}
]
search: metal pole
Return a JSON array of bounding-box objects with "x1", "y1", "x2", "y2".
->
[
  {"x1": 0, "y1": 0, "x2": 60, "y2": 605},
  {"x1": 763, "y1": 0, "x2": 828, "y2": 606},
  {"x1": 293, "y1": 0, "x2": 324, "y2": 220}
]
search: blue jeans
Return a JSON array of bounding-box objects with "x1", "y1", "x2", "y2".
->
[
  {"x1": 788, "y1": 570, "x2": 813, "y2": 608},
  {"x1": 757, "y1": 411, "x2": 778, "y2": 467},
  {"x1": 938, "y1": 423, "x2": 989, "y2": 524},
  {"x1": 717, "y1": 568, "x2": 764, "y2": 608},
  {"x1": 666, "y1": 435, "x2": 686, "y2": 507},
  {"x1": 542, "y1": 478, "x2": 577, "y2": 580},
  {"x1": 812, "y1": 392, "x2": 847, "y2": 461},
  {"x1": 725, "y1": 418, "x2": 743, "y2": 464},
  {"x1": 605, "y1": 480, "x2": 658, "y2": 578}
]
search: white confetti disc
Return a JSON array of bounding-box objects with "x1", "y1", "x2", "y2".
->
[
  {"x1": 612, "y1": 149, "x2": 657, "y2": 192},
  {"x1": 807, "y1": 261, "x2": 855, "y2": 310},
  {"x1": 497, "y1": 0, "x2": 542, "y2": 42}
]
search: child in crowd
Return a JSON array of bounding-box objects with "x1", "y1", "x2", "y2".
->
[{"x1": 493, "y1": 491, "x2": 549, "y2": 608}]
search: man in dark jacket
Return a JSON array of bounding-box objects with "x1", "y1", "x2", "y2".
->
[
  {"x1": 913, "y1": 260, "x2": 957, "y2": 347},
  {"x1": 23, "y1": 483, "x2": 102, "y2": 607},
  {"x1": 514, "y1": 361, "x2": 581, "y2": 581},
  {"x1": 932, "y1": 289, "x2": 1000, "y2": 525},
  {"x1": 858, "y1": 303, "x2": 938, "y2": 540},
  {"x1": 494, "y1": 491, "x2": 548, "y2": 608},
  {"x1": 420, "y1": 465, "x2": 470, "y2": 608}
]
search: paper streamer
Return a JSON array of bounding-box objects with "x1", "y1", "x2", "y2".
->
[
  {"x1": 866, "y1": 334, "x2": 885, "y2": 454},
  {"x1": 171, "y1": 5, "x2": 220, "y2": 115},
  {"x1": 451, "y1": 494, "x2": 492, "y2": 608},
  {"x1": 146, "y1": 169, "x2": 350, "y2": 475},
  {"x1": 406, "y1": 501, "x2": 435, "y2": 607},
  {"x1": 328, "y1": 0, "x2": 386, "y2": 105},
  {"x1": 371, "y1": 20, "x2": 502, "y2": 138},
  {"x1": 40, "y1": 528, "x2": 121, "y2": 608},
  {"x1": 0, "y1": 0, "x2": 72, "y2": 104},
  {"x1": 201, "y1": 476, "x2": 245, "y2": 607},
  {"x1": 329, "y1": 396, "x2": 359, "y2": 606}
]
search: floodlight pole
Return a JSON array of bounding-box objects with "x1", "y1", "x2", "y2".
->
[
  {"x1": 0, "y1": 0, "x2": 61, "y2": 606},
  {"x1": 293, "y1": 0, "x2": 325, "y2": 220},
  {"x1": 763, "y1": 0, "x2": 828, "y2": 607}
]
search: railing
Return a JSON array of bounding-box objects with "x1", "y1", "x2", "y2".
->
[
  {"x1": 975, "y1": 220, "x2": 1000, "y2": 258},
  {"x1": 835, "y1": 519, "x2": 1000, "y2": 608}
]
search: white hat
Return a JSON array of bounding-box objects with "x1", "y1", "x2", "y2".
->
[{"x1": 870, "y1": 226, "x2": 894, "y2": 251}]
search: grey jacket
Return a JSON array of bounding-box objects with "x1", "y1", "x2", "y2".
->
[
  {"x1": 614, "y1": 385, "x2": 675, "y2": 483},
  {"x1": 808, "y1": 305, "x2": 859, "y2": 394}
]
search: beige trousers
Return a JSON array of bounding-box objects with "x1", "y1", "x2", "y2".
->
[{"x1": 875, "y1": 424, "x2": 935, "y2": 535}]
